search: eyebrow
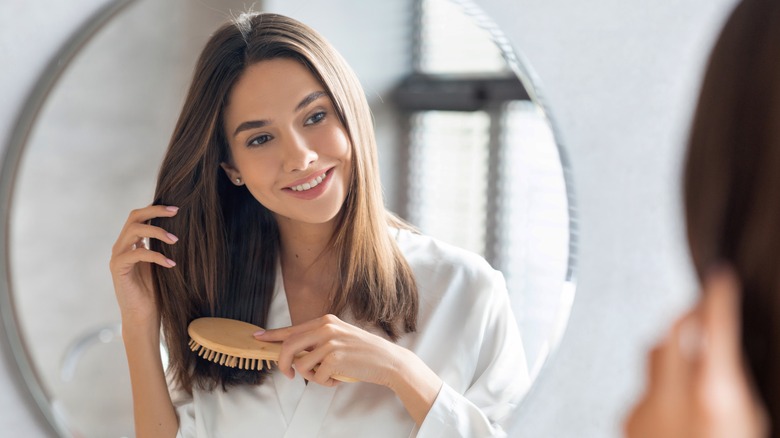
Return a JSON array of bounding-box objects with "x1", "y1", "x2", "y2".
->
[{"x1": 232, "y1": 91, "x2": 327, "y2": 138}]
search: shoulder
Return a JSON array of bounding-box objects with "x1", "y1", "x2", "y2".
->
[
  {"x1": 391, "y1": 228, "x2": 506, "y2": 306},
  {"x1": 393, "y1": 227, "x2": 498, "y2": 279}
]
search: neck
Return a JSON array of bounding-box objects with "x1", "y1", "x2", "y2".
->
[{"x1": 275, "y1": 215, "x2": 338, "y2": 275}]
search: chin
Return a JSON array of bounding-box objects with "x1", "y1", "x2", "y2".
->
[{"x1": 276, "y1": 207, "x2": 343, "y2": 226}]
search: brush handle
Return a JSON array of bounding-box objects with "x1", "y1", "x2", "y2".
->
[{"x1": 188, "y1": 317, "x2": 358, "y2": 383}]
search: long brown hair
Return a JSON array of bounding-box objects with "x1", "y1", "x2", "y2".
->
[
  {"x1": 150, "y1": 12, "x2": 418, "y2": 393},
  {"x1": 684, "y1": 0, "x2": 780, "y2": 434}
]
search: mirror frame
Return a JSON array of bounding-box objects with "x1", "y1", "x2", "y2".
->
[
  {"x1": 0, "y1": 2, "x2": 133, "y2": 435},
  {"x1": 0, "y1": 0, "x2": 578, "y2": 435}
]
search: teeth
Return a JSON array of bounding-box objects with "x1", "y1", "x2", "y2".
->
[{"x1": 291, "y1": 173, "x2": 326, "y2": 192}]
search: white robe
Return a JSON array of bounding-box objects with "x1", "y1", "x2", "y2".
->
[{"x1": 170, "y1": 229, "x2": 529, "y2": 437}]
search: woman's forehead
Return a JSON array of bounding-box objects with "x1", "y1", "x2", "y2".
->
[{"x1": 225, "y1": 59, "x2": 326, "y2": 123}]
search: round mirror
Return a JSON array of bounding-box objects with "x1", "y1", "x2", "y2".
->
[{"x1": 0, "y1": 0, "x2": 576, "y2": 436}]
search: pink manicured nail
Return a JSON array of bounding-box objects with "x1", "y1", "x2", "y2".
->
[
  {"x1": 166, "y1": 206, "x2": 179, "y2": 212},
  {"x1": 166, "y1": 259, "x2": 176, "y2": 267},
  {"x1": 253, "y1": 330, "x2": 265, "y2": 336},
  {"x1": 167, "y1": 233, "x2": 179, "y2": 242}
]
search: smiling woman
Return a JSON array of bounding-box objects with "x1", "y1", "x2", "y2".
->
[
  {"x1": 1, "y1": 0, "x2": 575, "y2": 437},
  {"x1": 108, "y1": 11, "x2": 527, "y2": 437}
]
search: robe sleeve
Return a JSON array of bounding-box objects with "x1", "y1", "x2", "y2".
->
[
  {"x1": 416, "y1": 269, "x2": 529, "y2": 438},
  {"x1": 167, "y1": 372, "x2": 197, "y2": 438}
]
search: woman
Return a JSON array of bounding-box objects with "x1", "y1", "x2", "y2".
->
[
  {"x1": 109, "y1": 12, "x2": 527, "y2": 437},
  {"x1": 625, "y1": 0, "x2": 780, "y2": 436}
]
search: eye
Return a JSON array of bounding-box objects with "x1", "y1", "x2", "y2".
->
[
  {"x1": 304, "y1": 111, "x2": 326, "y2": 126},
  {"x1": 247, "y1": 134, "x2": 272, "y2": 147}
]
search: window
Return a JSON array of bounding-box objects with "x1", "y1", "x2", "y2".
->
[{"x1": 395, "y1": 0, "x2": 571, "y2": 376}]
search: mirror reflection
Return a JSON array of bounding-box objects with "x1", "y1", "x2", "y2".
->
[{"x1": 7, "y1": 0, "x2": 573, "y2": 436}]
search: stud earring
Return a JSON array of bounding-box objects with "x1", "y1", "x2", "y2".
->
[{"x1": 235, "y1": 177, "x2": 242, "y2": 184}]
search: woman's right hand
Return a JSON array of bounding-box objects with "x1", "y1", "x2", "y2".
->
[
  {"x1": 624, "y1": 267, "x2": 768, "y2": 438},
  {"x1": 109, "y1": 205, "x2": 180, "y2": 328}
]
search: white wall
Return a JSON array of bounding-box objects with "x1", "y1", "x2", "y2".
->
[
  {"x1": 491, "y1": 1, "x2": 738, "y2": 436},
  {"x1": 0, "y1": 0, "x2": 739, "y2": 436}
]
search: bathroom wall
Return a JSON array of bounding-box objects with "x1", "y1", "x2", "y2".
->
[
  {"x1": 486, "y1": 1, "x2": 737, "y2": 436},
  {"x1": 0, "y1": 0, "x2": 738, "y2": 436}
]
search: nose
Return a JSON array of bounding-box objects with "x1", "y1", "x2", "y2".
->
[{"x1": 282, "y1": 132, "x2": 318, "y2": 173}]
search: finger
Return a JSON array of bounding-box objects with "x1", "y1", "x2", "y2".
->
[
  {"x1": 114, "y1": 204, "x2": 179, "y2": 252},
  {"x1": 255, "y1": 314, "x2": 341, "y2": 342},
  {"x1": 291, "y1": 348, "x2": 339, "y2": 387},
  {"x1": 110, "y1": 247, "x2": 176, "y2": 276},
  {"x1": 700, "y1": 265, "x2": 741, "y2": 366},
  {"x1": 630, "y1": 342, "x2": 690, "y2": 438},
  {"x1": 255, "y1": 326, "x2": 296, "y2": 342},
  {"x1": 292, "y1": 354, "x2": 319, "y2": 382},
  {"x1": 310, "y1": 361, "x2": 338, "y2": 387},
  {"x1": 696, "y1": 265, "x2": 749, "y2": 408},
  {"x1": 313, "y1": 348, "x2": 352, "y2": 385},
  {"x1": 275, "y1": 332, "x2": 323, "y2": 380},
  {"x1": 290, "y1": 342, "x2": 357, "y2": 384},
  {"x1": 114, "y1": 223, "x2": 179, "y2": 255},
  {"x1": 652, "y1": 316, "x2": 696, "y2": 390},
  {"x1": 663, "y1": 311, "x2": 699, "y2": 391},
  {"x1": 675, "y1": 310, "x2": 704, "y2": 362},
  {"x1": 291, "y1": 344, "x2": 332, "y2": 382},
  {"x1": 127, "y1": 205, "x2": 180, "y2": 225},
  {"x1": 646, "y1": 343, "x2": 665, "y2": 388},
  {"x1": 624, "y1": 397, "x2": 652, "y2": 438}
]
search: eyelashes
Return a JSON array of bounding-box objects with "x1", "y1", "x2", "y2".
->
[
  {"x1": 248, "y1": 133, "x2": 273, "y2": 146},
  {"x1": 246, "y1": 110, "x2": 328, "y2": 148},
  {"x1": 304, "y1": 110, "x2": 326, "y2": 126}
]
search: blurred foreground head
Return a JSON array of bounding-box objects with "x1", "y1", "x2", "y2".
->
[{"x1": 685, "y1": 0, "x2": 780, "y2": 433}]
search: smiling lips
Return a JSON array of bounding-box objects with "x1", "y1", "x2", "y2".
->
[{"x1": 286, "y1": 168, "x2": 330, "y2": 192}]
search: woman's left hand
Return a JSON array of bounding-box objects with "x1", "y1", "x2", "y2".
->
[{"x1": 254, "y1": 314, "x2": 407, "y2": 387}]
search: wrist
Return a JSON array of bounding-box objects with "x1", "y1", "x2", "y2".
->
[
  {"x1": 385, "y1": 346, "x2": 413, "y2": 392},
  {"x1": 387, "y1": 347, "x2": 441, "y2": 394},
  {"x1": 385, "y1": 347, "x2": 442, "y2": 426},
  {"x1": 121, "y1": 315, "x2": 161, "y2": 343}
]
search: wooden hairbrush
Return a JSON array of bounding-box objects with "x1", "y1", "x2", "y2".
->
[{"x1": 187, "y1": 317, "x2": 358, "y2": 383}]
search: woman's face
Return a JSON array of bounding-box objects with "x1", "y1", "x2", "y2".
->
[{"x1": 221, "y1": 58, "x2": 352, "y2": 228}]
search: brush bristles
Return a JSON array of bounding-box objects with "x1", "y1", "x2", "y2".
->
[{"x1": 188, "y1": 338, "x2": 276, "y2": 371}]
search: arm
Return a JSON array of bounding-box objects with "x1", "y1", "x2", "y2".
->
[
  {"x1": 110, "y1": 205, "x2": 182, "y2": 437},
  {"x1": 386, "y1": 348, "x2": 442, "y2": 426},
  {"x1": 411, "y1": 268, "x2": 529, "y2": 437},
  {"x1": 122, "y1": 320, "x2": 179, "y2": 438}
]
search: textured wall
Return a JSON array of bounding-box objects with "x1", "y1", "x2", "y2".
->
[{"x1": 0, "y1": 0, "x2": 739, "y2": 437}]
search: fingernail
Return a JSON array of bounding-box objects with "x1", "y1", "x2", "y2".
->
[
  {"x1": 253, "y1": 330, "x2": 265, "y2": 336},
  {"x1": 167, "y1": 233, "x2": 179, "y2": 243},
  {"x1": 166, "y1": 259, "x2": 176, "y2": 267},
  {"x1": 166, "y1": 206, "x2": 179, "y2": 212}
]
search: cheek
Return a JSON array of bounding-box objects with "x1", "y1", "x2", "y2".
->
[
  {"x1": 234, "y1": 154, "x2": 276, "y2": 187},
  {"x1": 337, "y1": 131, "x2": 352, "y2": 163}
]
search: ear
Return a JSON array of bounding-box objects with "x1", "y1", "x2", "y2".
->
[{"x1": 220, "y1": 162, "x2": 243, "y2": 186}]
